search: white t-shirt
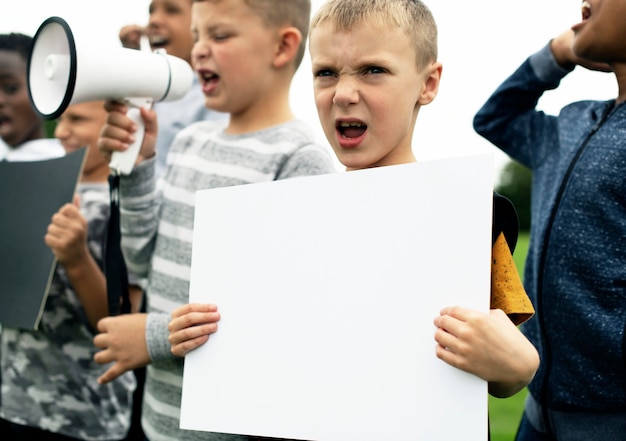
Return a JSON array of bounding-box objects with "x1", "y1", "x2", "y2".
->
[{"x1": 0, "y1": 138, "x2": 64, "y2": 162}]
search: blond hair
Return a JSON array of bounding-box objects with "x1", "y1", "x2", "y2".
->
[{"x1": 311, "y1": 0, "x2": 437, "y2": 70}]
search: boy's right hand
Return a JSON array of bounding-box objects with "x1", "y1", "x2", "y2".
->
[
  {"x1": 119, "y1": 24, "x2": 145, "y2": 50},
  {"x1": 551, "y1": 29, "x2": 612, "y2": 72},
  {"x1": 93, "y1": 313, "x2": 151, "y2": 384},
  {"x1": 169, "y1": 303, "x2": 221, "y2": 357},
  {"x1": 97, "y1": 100, "x2": 158, "y2": 167}
]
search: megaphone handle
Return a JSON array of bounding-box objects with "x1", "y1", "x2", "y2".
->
[{"x1": 109, "y1": 98, "x2": 153, "y2": 175}]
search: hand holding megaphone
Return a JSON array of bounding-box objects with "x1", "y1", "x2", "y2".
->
[
  {"x1": 27, "y1": 16, "x2": 193, "y2": 174},
  {"x1": 98, "y1": 100, "x2": 158, "y2": 170}
]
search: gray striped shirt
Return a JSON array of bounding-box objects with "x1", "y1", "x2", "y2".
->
[{"x1": 119, "y1": 119, "x2": 335, "y2": 440}]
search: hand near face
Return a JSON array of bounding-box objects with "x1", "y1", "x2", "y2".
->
[
  {"x1": 119, "y1": 24, "x2": 145, "y2": 50},
  {"x1": 169, "y1": 303, "x2": 221, "y2": 357},
  {"x1": 551, "y1": 29, "x2": 612, "y2": 72},
  {"x1": 93, "y1": 313, "x2": 150, "y2": 384}
]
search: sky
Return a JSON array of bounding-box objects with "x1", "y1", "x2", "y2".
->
[{"x1": 1, "y1": 0, "x2": 618, "y2": 176}]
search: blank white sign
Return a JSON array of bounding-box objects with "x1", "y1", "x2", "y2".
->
[{"x1": 181, "y1": 154, "x2": 494, "y2": 440}]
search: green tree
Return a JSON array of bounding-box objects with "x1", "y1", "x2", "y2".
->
[
  {"x1": 496, "y1": 159, "x2": 531, "y2": 231},
  {"x1": 45, "y1": 119, "x2": 57, "y2": 138}
]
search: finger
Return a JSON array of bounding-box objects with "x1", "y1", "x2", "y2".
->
[
  {"x1": 93, "y1": 333, "x2": 107, "y2": 349},
  {"x1": 169, "y1": 322, "x2": 219, "y2": 346},
  {"x1": 98, "y1": 128, "x2": 134, "y2": 157},
  {"x1": 97, "y1": 364, "x2": 124, "y2": 385},
  {"x1": 434, "y1": 313, "x2": 463, "y2": 337},
  {"x1": 50, "y1": 208, "x2": 82, "y2": 234},
  {"x1": 141, "y1": 107, "x2": 158, "y2": 133},
  {"x1": 93, "y1": 348, "x2": 115, "y2": 365},
  {"x1": 435, "y1": 343, "x2": 463, "y2": 369},
  {"x1": 47, "y1": 212, "x2": 82, "y2": 243},
  {"x1": 171, "y1": 303, "x2": 218, "y2": 319},
  {"x1": 49, "y1": 207, "x2": 71, "y2": 228},
  {"x1": 58, "y1": 202, "x2": 81, "y2": 219},
  {"x1": 433, "y1": 326, "x2": 458, "y2": 352},
  {"x1": 439, "y1": 305, "x2": 470, "y2": 320},
  {"x1": 168, "y1": 311, "x2": 221, "y2": 332},
  {"x1": 119, "y1": 27, "x2": 144, "y2": 50},
  {"x1": 96, "y1": 317, "x2": 110, "y2": 334},
  {"x1": 44, "y1": 233, "x2": 62, "y2": 251},
  {"x1": 45, "y1": 221, "x2": 63, "y2": 240},
  {"x1": 104, "y1": 100, "x2": 129, "y2": 113},
  {"x1": 119, "y1": 24, "x2": 143, "y2": 34},
  {"x1": 109, "y1": 107, "x2": 138, "y2": 130},
  {"x1": 171, "y1": 335, "x2": 210, "y2": 358}
]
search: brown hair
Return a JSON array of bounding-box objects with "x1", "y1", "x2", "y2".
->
[{"x1": 194, "y1": 0, "x2": 311, "y2": 68}]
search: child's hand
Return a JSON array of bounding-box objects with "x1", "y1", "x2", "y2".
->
[
  {"x1": 97, "y1": 100, "x2": 158, "y2": 166},
  {"x1": 434, "y1": 306, "x2": 539, "y2": 397},
  {"x1": 44, "y1": 195, "x2": 88, "y2": 267},
  {"x1": 119, "y1": 24, "x2": 145, "y2": 50},
  {"x1": 551, "y1": 29, "x2": 612, "y2": 72},
  {"x1": 168, "y1": 303, "x2": 221, "y2": 357},
  {"x1": 93, "y1": 313, "x2": 151, "y2": 384}
]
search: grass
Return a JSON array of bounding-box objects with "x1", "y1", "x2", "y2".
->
[{"x1": 488, "y1": 231, "x2": 530, "y2": 441}]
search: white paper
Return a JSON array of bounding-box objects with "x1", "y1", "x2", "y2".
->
[{"x1": 181, "y1": 154, "x2": 494, "y2": 440}]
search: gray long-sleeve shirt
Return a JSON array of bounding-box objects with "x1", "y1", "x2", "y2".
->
[{"x1": 119, "y1": 118, "x2": 335, "y2": 441}]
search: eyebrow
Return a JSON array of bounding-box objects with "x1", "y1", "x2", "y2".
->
[
  {"x1": 201, "y1": 22, "x2": 236, "y2": 33},
  {"x1": 311, "y1": 55, "x2": 394, "y2": 70}
]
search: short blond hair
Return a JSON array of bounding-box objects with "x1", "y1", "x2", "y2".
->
[
  {"x1": 310, "y1": 0, "x2": 437, "y2": 70},
  {"x1": 195, "y1": 0, "x2": 311, "y2": 68}
]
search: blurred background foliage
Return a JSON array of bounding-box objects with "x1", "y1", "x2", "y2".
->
[{"x1": 496, "y1": 159, "x2": 531, "y2": 232}]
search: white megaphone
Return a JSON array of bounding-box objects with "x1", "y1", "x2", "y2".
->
[{"x1": 27, "y1": 16, "x2": 194, "y2": 174}]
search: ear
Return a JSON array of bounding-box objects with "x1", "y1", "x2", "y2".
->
[
  {"x1": 417, "y1": 62, "x2": 443, "y2": 105},
  {"x1": 273, "y1": 27, "x2": 302, "y2": 69}
]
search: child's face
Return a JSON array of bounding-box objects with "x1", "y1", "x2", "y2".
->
[
  {"x1": 571, "y1": 0, "x2": 626, "y2": 63},
  {"x1": 0, "y1": 50, "x2": 43, "y2": 148},
  {"x1": 190, "y1": 0, "x2": 282, "y2": 116},
  {"x1": 54, "y1": 101, "x2": 109, "y2": 179},
  {"x1": 147, "y1": 0, "x2": 195, "y2": 62},
  {"x1": 310, "y1": 22, "x2": 441, "y2": 171}
]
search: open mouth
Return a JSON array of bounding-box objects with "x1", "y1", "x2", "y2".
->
[
  {"x1": 200, "y1": 70, "x2": 219, "y2": 85},
  {"x1": 581, "y1": 1, "x2": 591, "y2": 21},
  {"x1": 337, "y1": 121, "x2": 367, "y2": 139},
  {"x1": 149, "y1": 35, "x2": 169, "y2": 49}
]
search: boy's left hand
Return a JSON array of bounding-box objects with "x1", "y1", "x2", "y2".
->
[
  {"x1": 93, "y1": 313, "x2": 151, "y2": 384},
  {"x1": 433, "y1": 306, "x2": 538, "y2": 386}
]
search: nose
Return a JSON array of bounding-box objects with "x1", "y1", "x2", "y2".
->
[
  {"x1": 54, "y1": 118, "x2": 69, "y2": 140},
  {"x1": 332, "y1": 76, "x2": 359, "y2": 108},
  {"x1": 191, "y1": 40, "x2": 210, "y2": 65}
]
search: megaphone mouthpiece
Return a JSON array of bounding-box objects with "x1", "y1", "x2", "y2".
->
[{"x1": 43, "y1": 54, "x2": 70, "y2": 81}]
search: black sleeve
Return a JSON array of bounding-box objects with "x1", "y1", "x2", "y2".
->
[{"x1": 492, "y1": 192, "x2": 519, "y2": 253}]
